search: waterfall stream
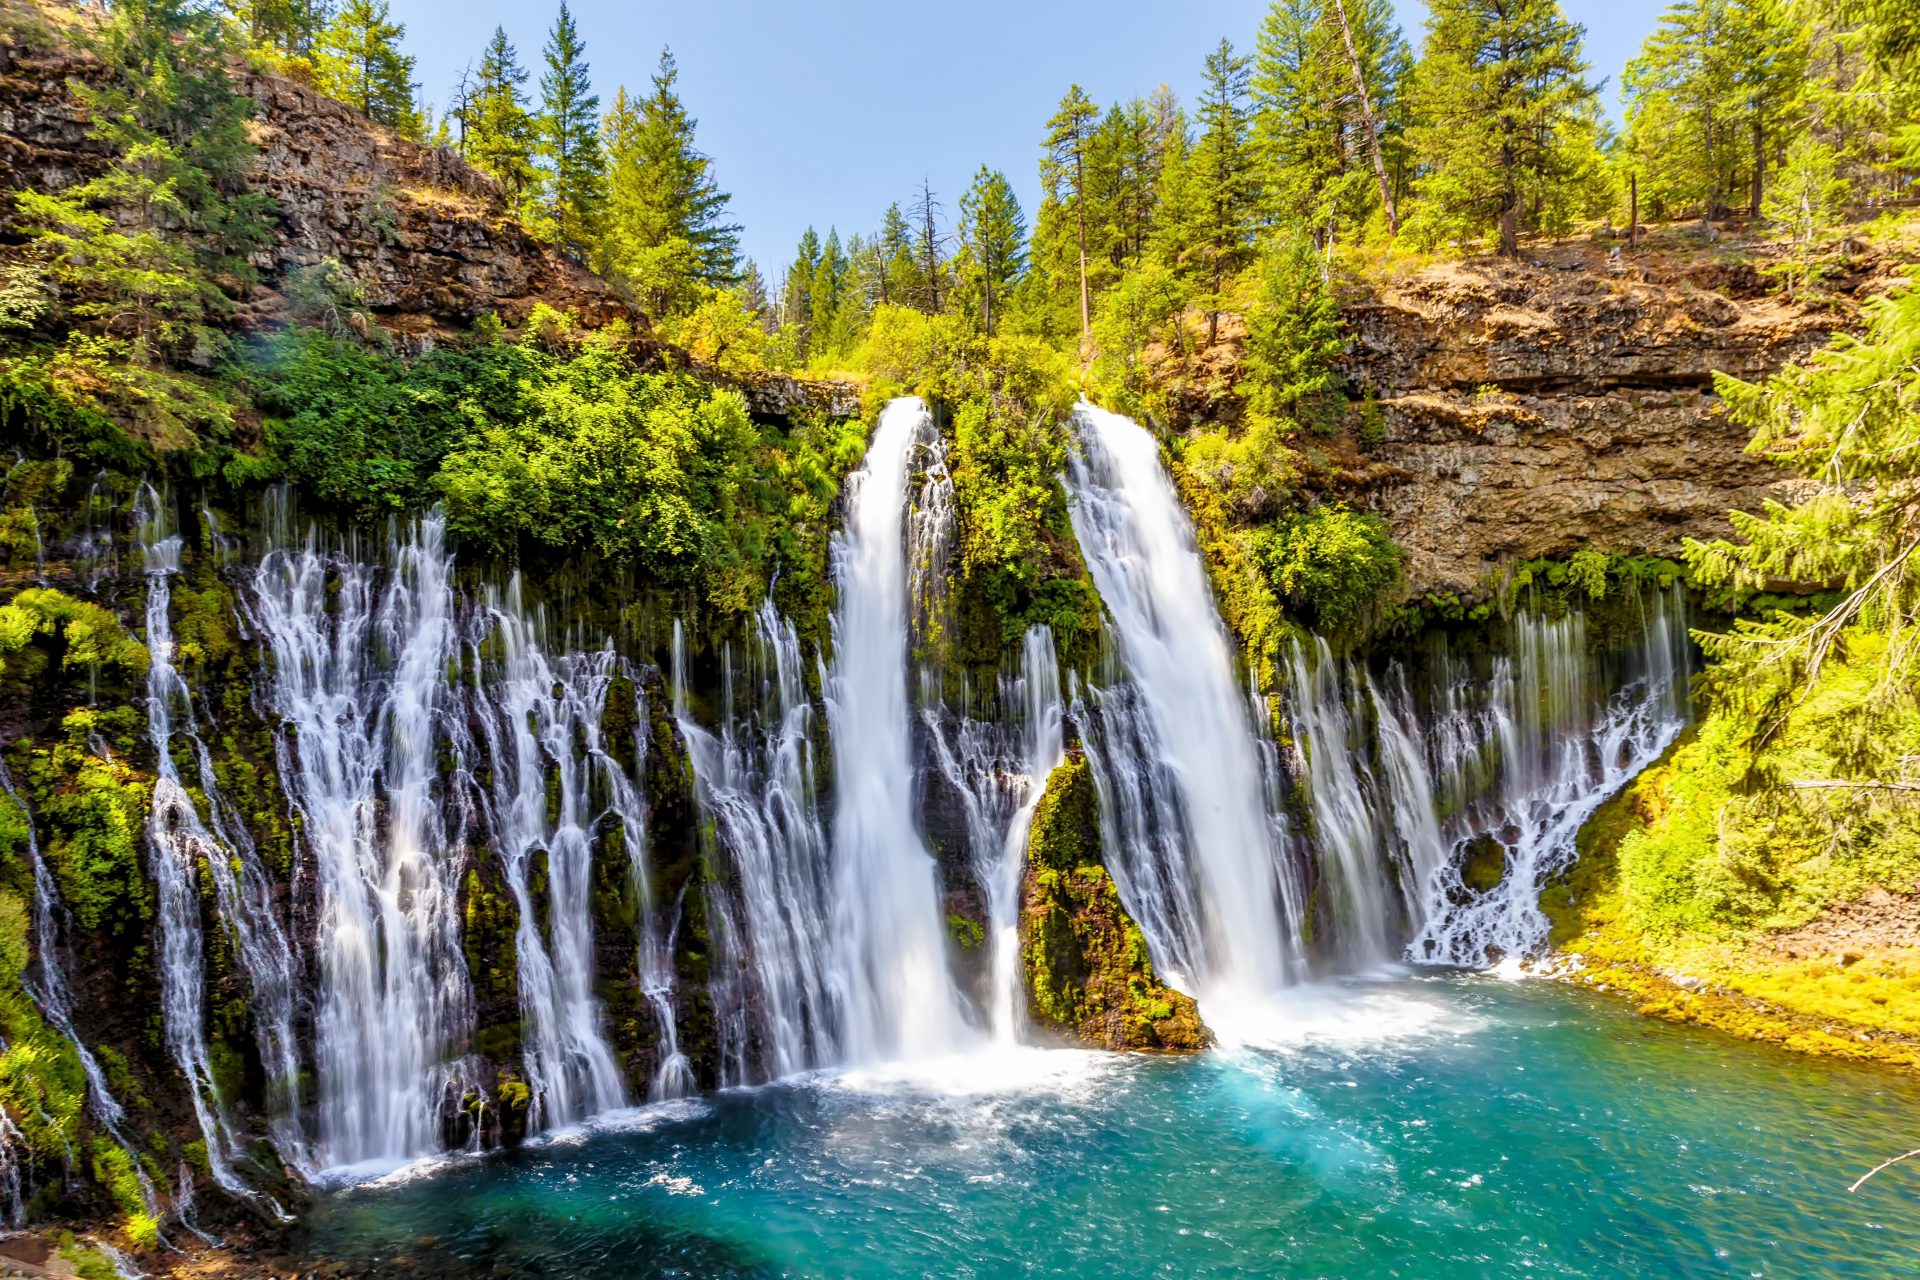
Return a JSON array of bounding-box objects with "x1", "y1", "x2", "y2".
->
[
  {"x1": 822, "y1": 398, "x2": 974, "y2": 1062},
  {"x1": 1064, "y1": 404, "x2": 1302, "y2": 1012},
  {"x1": 250, "y1": 507, "x2": 474, "y2": 1171}
]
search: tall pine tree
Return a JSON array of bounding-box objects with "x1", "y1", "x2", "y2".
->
[
  {"x1": 1406, "y1": 0, "x2": 1598, "y2": 255},
  {"x1": 957, "y1": 166, "x2": 1027, "y2": 334},
  {"x1": 467, "y1": 27, "x2": 538, "y2": 204},
  {"x1": 314, "y1": 0, "x2": 422, "y2": 137},
  {"x1": 1043, "y1": 85, "x2": 1099, "y2": 341},
  {"x1": 535, "y1": 3, "x2": 606, "y2": 257},
  {"x1": 1186, "y1": 38, "x2": 1257, "y2": 345}
]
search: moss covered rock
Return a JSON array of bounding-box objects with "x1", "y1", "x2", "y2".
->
[{"x1": 1019, "y1": 753, "x2": 1209, "y2": 1052}]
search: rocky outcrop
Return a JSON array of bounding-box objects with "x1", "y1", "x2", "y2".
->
[
  {"x1": 1019, "y1": 753, "x2": 1209, "y2": 1051},
  {"x1": 1339, "y1": 247, "x2": 1856, "y2": 596},
  {"x1": 0, "y1": 0, "x2": 644, "y2": 343}
]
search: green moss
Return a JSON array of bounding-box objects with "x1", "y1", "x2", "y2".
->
[
  {"x1": 18, "y1": 712, "x2": 154, "y2": 938},
  {"x1": 1019, "y1": 754, "x2": 1210, "y2": 1051},
  {"x1": 462, "y1": 867, "x2": 522, "y2": 1065},
  {"x1": 0, "y1": 587, "x2": 149, "y2": 681},
  {"x1": 945, "y1": 913, "x2": 985, "y2": 951}
]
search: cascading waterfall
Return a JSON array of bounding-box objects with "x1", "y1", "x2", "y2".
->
[
  {"x1": 673, "y1": 611, "x2": 837, "y2": 1084},
  {"x1": 138, "y1": 490, "x2": 304, "y2": 1192},
  {"x1": 1064, "y1": 404, "x2": 1302, "y2": 1007},
  {"x1": 250, "y1": 504, "x2": 474, "y2": 1170},
  {"x1": 1409, "y1": 588, "x2": 1690, "y2": 966},
  {"x1": 923, "y1": 626, "x2": 1064, "y2": 1045},
  {"x1": 0, "y1": 759, "x2": 156, "y2": 1221},
  {"x1": 822, "y1": 397, "x2": 973, "y2": 1062},
  {"x1": 472, "y1": 581, "x2": 627, "y2": 1131}
]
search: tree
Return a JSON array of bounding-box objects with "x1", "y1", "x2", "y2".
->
[
  {"x1": 1330, "y1": 0, "x2": 1398, "y2": 233},
  {"x1": 225, "y1": 0, "x2": 331, "y2": 59},
  {"x1": 466, "y1": 27, "x2": 538, "y2": 203},
  {"x1": 777, "y1": 226, "x2": 821, "y2": 354},
  {"x1": 1238, "y1": 227, "x2": 1346, "y2": 429},
  {"x1": 1761, "y1": 136, "x2": 1845, "y2": 298},
  {"x1": 957, "y1": 167, "x2": 1027, "y2": 334},
  {"x1": 599, "y1": 50, "x2": 741, "y2": 315},
  {"x1": 535, "y1": 3, "x2": 606, "y2": 257},
  {"x1": 14, "y1": 0, "x2": 272, "y2": 445},
  {"x1": 1042, "y1": 85, "x2": 1099, "y2": 341},
  {"x1": 1188, "y1": 38, "x2": 1257, "y2": 345},
  {"x1": 910, "y1": 179, "x2": 947, "y2": 313},
  {"x1": 1687, "y1": 282, "x2": 1920, "y2": 735},
  {"x1": 876, "y1": 203, "x2": 916, "y2": 307},
  {"x1": 1406, "y1": 0, "x2": 1599, "y2": 256},
  {"x1": 313, "y1": 0, "x2": 421, "y2": 137}
]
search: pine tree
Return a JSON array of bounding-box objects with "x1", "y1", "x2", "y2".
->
[
  {"x1": 225, "y1": 0, "x2": 331, "y2": 59},
  {"x1": 15, "y1": 0, "x2": 272, "y2": 442},
  {"x1": 1239, "y1": 226, "x2": 1346, "y2": 428},
  {"x1": 599, "y1": 50, "x2": 741, "y2": 315},
  {"x1": 1188, "y1": 38, "x2": 1257, "y2": 345},
  {"x1": 777, "y1": 227, "x2": 821, "y2": 355},
  {"x1": 957, "y1": 166, "x2": 1027, "y2": 334},
  {"x1": 467, "y1": 27, "x2": 538, "y2": 204},
  {"x1": 1406, "y1": 0, "x2": 1598, "y2": 255},
  {"x1": 535, "y1": 3, "x2": 606, "y2": 257},
  {"x1": 910, "y1": 179, "x2": 947, "y2": 313},
  {"x1": 876, "y1": 202, "x2": 916, "y2": 306},
  {"x1": 1042, "y1": 84, "x2": 1099, "y2": 341},
  {"x1": 313, "y1": 0, "x2": 421, "y2": 137}
]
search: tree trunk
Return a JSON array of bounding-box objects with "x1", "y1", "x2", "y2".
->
[
  {"x1": 1330, "y1": 0, "x2": 1398, "y2": 235},
  {"x1": 1749, "y1": 115, "x2": 1764, "y2": 219},
  {"x1": 1629, "y1": 171, "x2": 1639, "y2": 250},
  {"x1": 1075, "y1": 153, "x2": 1090, "y2": 341}
]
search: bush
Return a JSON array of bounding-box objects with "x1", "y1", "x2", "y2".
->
[{"x1": 1247, "y1": 503, "x2": 1403, "y2": 636}]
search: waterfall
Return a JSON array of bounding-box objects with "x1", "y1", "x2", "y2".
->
[
  {"x1": 250, "y1": 505, "x2": 473, "y2": 1170},
  {"x1": 0, "y1": 760, "x2": 156, "y2": 1220},
  {"x1": 674, "y1": 609, "x2": 837, "y2": 1083},
  {"x1": 822, "y1": 397, "x2": 974, "y2": 1062},
  {"x1": 923, "y1": 626, "x2": 1065, "y2": 1045},
  {"x1": 472, "y1": 581, "x2": 626, "y2": 1130},
  {"x1": 1409, "y1": 588, "x2": 1690, "y2": 966},
  {"x1": 1064, "y1": 404, "x2": 1301, "y2": 1007},
  {"x1": 137, "y1": 491, "x2": 306, "y2": 1193}
]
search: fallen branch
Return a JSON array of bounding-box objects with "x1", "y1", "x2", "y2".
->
[{"x1": 1850, "y1": 1148, "x2": 1920, "y2": 1192}]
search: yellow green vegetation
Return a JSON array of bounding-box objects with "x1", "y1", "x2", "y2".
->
[
  {"x1": 1020, "y1": 753, "x2": 1209, "y2": 1051},
  {"x1": 0, "y1": 588, "x2": 149, "y2": 681},
  {"x1": 1547, "y1": 635, "x2": 1920, "y2": 1068},
  {"x1": 16, "y1": 710, "x2": 154, "y2": 939}
]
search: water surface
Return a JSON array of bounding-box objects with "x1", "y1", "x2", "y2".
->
[{"x1": 308, "y1": 976, "x2": 1920, "y2": 1278}]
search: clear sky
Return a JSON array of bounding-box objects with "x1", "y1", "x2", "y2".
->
[{"x1": 393, "y1": 0, "x2": 1669, "y2": 283}]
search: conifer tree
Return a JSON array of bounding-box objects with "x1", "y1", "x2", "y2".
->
[
  {"x1": 1406, "y1": 0, "x2": 1597, "y2": 255},
  {"x1": 1187, "y1": 38, "x2": 1257, "y2": 345},
  {"x1": 810, "y1": 228, "x2": 848, "y2": 353},
  {"x1": 467, "y1": 27, "x2": 538, "y2": 204},
  {"x1": 599, "y1": 50, "x2": 741, "y2": 315},
  {"x1": 16, "y1": 0, "x2": 272, "y2": 440},
  {"x1": 778, "y1": 226, "x2": 821, "y2": 354},
  {"x1": 910, "y1": 179, "x2": 947, "y2": 313},
  {"x1": 876, "y1": 203, "x2": 916, "y2": 306},
  {"x1": 1239, "y1": 226, "x2": 1346, "y2": 427},
  {"x1": 226, "y1": 0, "x2": 331, "y2": 59},
  {"x1": 314, "y1": 0, "x2": 421, "y2": 137},
  {"x1": 535, "y1": 3, "x2": 606, "y2": 257},
  {"x1": 957, "y1": 166, "x2": 1027, "y2": 334},
  {"x1": 1043, "y1": 84, "x2": 1099, "y2": 340}
]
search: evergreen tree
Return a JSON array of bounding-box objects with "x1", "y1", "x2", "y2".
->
[
  {"x1": 15, "y1": 0, "x2": 272, "y2": 441},
  {"x1": 777, "y1": 226, "x2": 821, "y2": 355},
  {"x1": 1624, "y1": 0, "x2": 1807, "y2": 222},
  {"x1": 1042, "y1": 84, "x2": 1099, "y2": 340},
  {"x1": 225, "y1": 0, "x2": 331, "y2": 59},
  {"x1": 467, "y1": 27, "x2": 538, "y2": 204},
  {"x1": 876, "y1": 202, "x2": 916, "y2": 306},
  {"x1": 809, "y1": 228, "x2": 848, "y2": 355},
  {"x1": 1186, "y1": 38, "x2": 1257, "y2": 345},
  {"x1": 535, "y1": 3, "x2": 606, "y2": 257},
  {"x1": 313, "y1": 0, "x2": 421, "y2": 137},
  {"x1": 600, "y1": 50, "x2": 741, "y2": 315},
  {"x1": 957, "y1": 166, "x2": 1027, "y2": 334},
  {"x1": 1405, "y1": 0, "x2": 1598, "y2": 255},
  {"x1": 1239, "y1": 226, "x2": 1346, "y2": 428},
  {"x1": 910, "y1": 179, "x2": 947, "y2": 313}
]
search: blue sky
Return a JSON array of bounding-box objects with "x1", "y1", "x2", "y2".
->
[{"x1": 395, "y1": 0, "x2": 1669, "y2": 283}]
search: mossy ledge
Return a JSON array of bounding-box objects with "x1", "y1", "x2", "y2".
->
[{"x1": 1019, "y1": 752, "x2": 1209, "y2": 1052}]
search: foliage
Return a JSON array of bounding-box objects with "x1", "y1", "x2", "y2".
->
[
  {"x1": 1761, "y1": 136, "x2": 1848, "y2": 299},
  {"x1": 955, "y1": 167, "x2": 1027, "y2": 336},
  {"x1": 1237, "y1": 226, "x2": 1346, "y2": 431},
  {"x1": 1685, "y1": 280, "x2": 1920, "y2": 737},
  {"x1": 1086, "y1": 262, "x2": 1185, "y2": 417},
  {"x1": 1403, "y1": 0, "x2": 1600, "y2": 256},
  {"x1": 0, "y1": 588, "x2": 150, "y2": 680},
  {"x1": 1246, "y1": 502, "x2": 1402, "y2": 636},
  {"x1": 532, "y1": 3, "x2": 606, "y2": 257},
  {"x1": 466, "y1": 27, "x2": 539, "y2": 203},
  {"x1": 19, "y1": 710, "x2": 155, "y2": 939},
  {"x1": 313, "y1": 0, "x2": 422, "y2": 136},
  {"x1": 8, "y1": 0, "x2": 271, "y2": 451},
  {"x1": 598, "y1": 52, "x2": 741, "y2": 316}
]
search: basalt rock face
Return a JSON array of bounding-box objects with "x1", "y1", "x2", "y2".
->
[
  {"x1": 0, "y1": 2, "x2": 645, "y2": 345},
  {"x1": 1338, "y1": 252, "x2": 1853, "y2": 597}
]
